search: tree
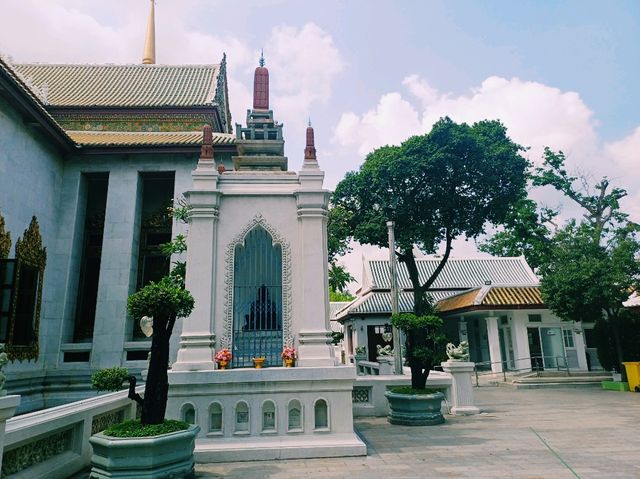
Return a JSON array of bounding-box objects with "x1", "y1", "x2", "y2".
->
[
  {"x1": 483, "y1": 148, "x2": 640, "y2": 371},
  {"x1": 479, "y1": 198, "x2": 557, "y2": 269},
  {"x1": 332, "y1": 117, "x2": 529, "y2": 388},
  {"x1": 539, "y1": 222, "x2": 640, "y2": 370}
]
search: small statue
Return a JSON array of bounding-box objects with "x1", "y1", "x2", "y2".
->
[
  {"x1": 0, "y1": 344, "x2": 9, "y2": 394},
  {"x1": 376, "y1": 344, "x2": 394, "y2": 357},
  {"x1": 446, "y1": 340, "x2": 469, "y2": 361}
]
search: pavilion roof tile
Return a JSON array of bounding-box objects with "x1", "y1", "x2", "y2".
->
[
  {"x1": 366, "y1": 257, "x2": 539, "y2": 291},
  {"x1": 66, "y1": 130, "x2": 234, "y2": 147},
  {"x1": 12, "y1": 63, "x2": 220, "y2": 108}
]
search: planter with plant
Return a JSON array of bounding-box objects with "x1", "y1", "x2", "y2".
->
[
  {"x1": 282, "y1": 346, "x2": 296, "y2": 367},
  {"x1": 89, "y1": 276, "x2": 197, "y2": 479},
  {"x1": 384, "y1": 311, "x2": 447, "y2": 425},
  {"x1": 215, "y1": 348, "x2": 232, "y2": 370}
]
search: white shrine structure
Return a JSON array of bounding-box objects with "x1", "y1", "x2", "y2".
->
[{"x1": 166, "y1": 57, "x2": 366, "y2": 461}]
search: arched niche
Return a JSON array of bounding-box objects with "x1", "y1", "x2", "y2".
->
[
  {"x1": 287, "y1": 399, "x2": 303, "y2": 432},
  {"x1": 208, "y1": 402, "x2": 223, "y2": 433},
  {"x1": 314, "y1": 398, "x2": 329, "y2": 430}
]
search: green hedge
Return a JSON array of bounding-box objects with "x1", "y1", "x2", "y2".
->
[{"x1": 104, "y1": 419, "x2": 190, "y2": 438}]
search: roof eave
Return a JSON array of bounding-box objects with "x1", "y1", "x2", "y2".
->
[{"x1": 0, "y1": 70, "x2": 76, "y2": 152}]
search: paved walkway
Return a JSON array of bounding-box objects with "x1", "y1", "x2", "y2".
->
[{"x1": 196, "y1": 387, "x2": 640, "y2": 479}]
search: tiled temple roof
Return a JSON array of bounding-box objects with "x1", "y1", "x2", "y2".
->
[
  {"x1": 365, "y1": 257, "x2": 539, "y2": 291},
  {"x1": 436, "y1": 285, "x2": 545, "y2": 314},
  {"x1": 67, "y1": 130, "x2": 234, "y2": 147},
  {"x1": 12, "y1": 63, "x2": 220, "y2": 108}
]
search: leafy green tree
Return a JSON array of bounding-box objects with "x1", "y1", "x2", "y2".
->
[
  {"x1": 539, "y1": 223, "x2": 640, "y2": 369},
  {"x1": 127, "y1": 276, "x2": 194, "y2": 425},
  {"x1": 328, "y1": 263, "x2": 355, "y2": 296},
  {"x1": 484, "y1": 148, "x2": 640, "y2": 371},
  {"x1": 333, "y1": 117, "x2": 528, "y2": 388}
]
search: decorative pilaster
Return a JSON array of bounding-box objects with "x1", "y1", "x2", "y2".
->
[
  {"x1": 441, "y1": 361, "x2": 480, "y2": 415},
  {"x1": 294, "y1": 169, "x2": 334, "y2": 367},
  {"x1": 173, "y1": 133, "x2": 220, "y2": 371}
]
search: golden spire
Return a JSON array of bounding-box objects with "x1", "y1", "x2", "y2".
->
[{"x1": 142, "y1": 0, "x2": 156, "y2": 64}]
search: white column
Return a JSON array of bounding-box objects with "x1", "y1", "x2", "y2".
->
[
  {"x1": 172, "y1": 165, "x2": 220, "y2": 371},
  {"x1": 0, "y1": 395, "x2": 20, "y2": 472},
  {"x1": 512, "y1": 311, "x2": 532, "y2": 372},
  {"x1": 169, "y1": 165, "x2": 198, "y2": 363},
  {"x1": 441, "y1": 361, "x2": 480, "y2": 415},
  {"x1": 573, "y1": 323, "x2": 589, "y2": 371},
  {"x1": 92, "y1": 169, "x2": 140, "y2": 368},
  {"x1": 294, "y1": 170, "x2": 334, "y2": 367},
  {"x1": 485, "y1": 316, "x2": 503, "y2": 373}
]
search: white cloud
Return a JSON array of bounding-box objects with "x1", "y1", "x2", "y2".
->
[
  {"x1": 333, "y1": 93, "x2": 421, "y2": 157},
  {"x1": 267, "y1": 23, "x2": 344, "y2": 132},
  {"x1": 334, "y1": 74, "x2": 599, "y2": 170}
]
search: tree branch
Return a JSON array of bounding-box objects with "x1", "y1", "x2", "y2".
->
[{"x1": 422, "y1": 230, "x2": 453, "y2": 290}]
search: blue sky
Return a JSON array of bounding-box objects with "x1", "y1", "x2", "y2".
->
[{"x1": 1, "y1": 0, "x2": 638, "y2": 281}]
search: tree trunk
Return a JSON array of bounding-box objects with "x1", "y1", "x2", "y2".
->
[
  {"x1": 609, "y1": 314, "x2": 625, "y2": 378},
  {"x1": 141, "y1": 313, "x2": 173, "y2": 425}
]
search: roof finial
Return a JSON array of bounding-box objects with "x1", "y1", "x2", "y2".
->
[
  {"x1": 253, "y1": 50, "x2": 269, "y2": 110},
  {"x1": 259, "y1": 49, "x2": 265, "y2": 67},
  {"x1": 304, "y1": 120, "x2": 317, "y2": 164},
  {"x1": 142, "y1": 0, "x2": 156, "y2": 64}
]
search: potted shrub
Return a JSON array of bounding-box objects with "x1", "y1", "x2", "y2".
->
[
  {"x1": 89, "y1": 276, "x2": 197, "y2": 479},
  {"x1": 386, "y1": 308, "x2": 447, "y2": 426},
  {"x1": 282, "y1": 346, "x2": 296, "y2": 367}
]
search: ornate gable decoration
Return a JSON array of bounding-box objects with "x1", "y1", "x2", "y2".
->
[
  {"x1": 0, "y1": 211, "x2": 11, "y2": 259},
  {"x1": 15, "y1": 217, "x2": 47, "y2": 269},
  {"x1": 222, "y1": 214, "x2": 292, "y2": 349},
  {"x1": 214, "y1": 53, "x2": 232, "y2": 134}
]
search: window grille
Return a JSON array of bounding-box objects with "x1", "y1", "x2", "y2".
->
[{"x1": 232, "y1": 226, "x2": 283, "y2": 367}]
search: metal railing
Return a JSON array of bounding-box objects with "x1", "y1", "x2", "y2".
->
[{"x1": 473, "y1": 354, "x2": 571, "y2": 387}]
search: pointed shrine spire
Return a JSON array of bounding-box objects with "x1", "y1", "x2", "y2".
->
[
  {"x1": 142, "y1": 0, "x2": 156, "y2": 65},
  {"x1": 253, "y1": 51, "x2": 269, "y2": 110},
  {"x1": 304, "y1": 119, "x2": 317, "y2": 163}
]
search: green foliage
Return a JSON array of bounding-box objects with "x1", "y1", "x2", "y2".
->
[
  {"x1": 479, "y1": 198, "x2": 557, "y2": 269},
  {"x1": 330, "y1": 331, "x2": 344, "y2": 345},
  {"x1": 127, "y1": 276, "x2": 194, "y2": 321},
  {"x1": 389, "y1": 386, "x2": 446, "y2": 395},
  {"x1": 329, "y1": 289, "x2": 355, "y2": 302},
  {"x1": 328, "y1": 263, "x2": 355, "y2": 294},
  {"x1": 391, "y1": 312, "x2": 442, "y2": 332},
  {"x1": 91, "y1": 367, "x2": 129, "y2": 392},
  {"x1": 332, "y1": 118, "x2": 528, "y2": 257},
  {"x1": 327, "y1": 204, "x2": 353, "y2": 262},
  {"x1": 160, "y1": 234, "x2": 187, "y2": 257},
  {"x1": 104, "y1": 419, "x2": 190, "y2": 438},
  {"x1": 593, "y1": 312, "x2": 640, "y2": 371}
]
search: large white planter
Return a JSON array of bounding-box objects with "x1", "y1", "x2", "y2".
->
[{"x1": 89, "y1": 424, "x2": 200, "y2": 479}]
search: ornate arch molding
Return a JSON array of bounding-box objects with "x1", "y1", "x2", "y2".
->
[
  {"x1": 7, "y1": 217, "x2": 47, "y2": 361},
  {"x1": 221, "y1": 214, "x2": 292, "y2": 349},
  {"x1": 0, "y1": 211, "x2": 11, "y2": 259}
]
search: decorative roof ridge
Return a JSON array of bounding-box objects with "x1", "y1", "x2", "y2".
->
[{"x1": 14, "y1": 62, "x2": 220, "y2": 68}]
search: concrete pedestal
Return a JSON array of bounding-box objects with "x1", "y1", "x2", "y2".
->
[
  {"x1": 441, "y1": 361, "x2": 480, "y2": 415},
  {"x1": 0, "y1": 395, "x2": 20, "y2": 473},
  {"x1": 167, "y1": 366, "x2": 365, "y2": 462}
]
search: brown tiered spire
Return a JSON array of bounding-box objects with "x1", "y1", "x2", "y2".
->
[
  {"x1": 253, "y1": 51, "x2": 269, "y2": 110},
  {"x1": 304, "y1": 120, "x2": 317, "y2": 161},
  {"x1": 201, "y1": 124, "x2": 213, "y2": 159}
]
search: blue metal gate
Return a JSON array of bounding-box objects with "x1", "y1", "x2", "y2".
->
[{"x1": 232, "y1": 226, "x2": 283, "y2": 367}]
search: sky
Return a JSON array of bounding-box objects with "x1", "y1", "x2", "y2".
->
[{"x1": 1, "y1": 0, "x2": 638, "y2": 287}]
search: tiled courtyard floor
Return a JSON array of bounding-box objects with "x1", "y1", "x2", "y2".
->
[{"x1": 196, "y1": 387, "x2": 640, "y2": 479}]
